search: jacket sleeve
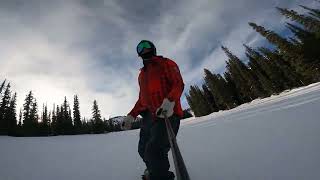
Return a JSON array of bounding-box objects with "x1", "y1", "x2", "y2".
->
[
  {"x1": 128, "y1": 73, "x2": 146, "y2": 118},
  {"x1": 165, "y1": 59, "x2": 185, "y2": 102}
]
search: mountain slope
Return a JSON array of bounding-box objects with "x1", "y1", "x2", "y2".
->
[{"x1": 1, "y1": 83, "x2": 320, "y2": 180}]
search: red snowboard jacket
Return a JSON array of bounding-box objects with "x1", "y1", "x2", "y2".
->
[{"x1": 128, "y1": 56, "x2": 184, "y2": 120}]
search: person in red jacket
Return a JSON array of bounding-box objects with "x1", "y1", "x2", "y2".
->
[{"x1": 122, "y1": 40, "x2": 184, "y2": 180}]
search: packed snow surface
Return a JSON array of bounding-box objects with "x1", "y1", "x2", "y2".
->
[{"x1": 1, "y1": 83, "x2": 320, "y2": 180}]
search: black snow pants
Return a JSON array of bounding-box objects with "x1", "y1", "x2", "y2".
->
[{"x1": 138, "y1": 110, "x2": 181, "y2": 180}]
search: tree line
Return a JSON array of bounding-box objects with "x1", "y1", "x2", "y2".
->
[
  {"x1": 0, "y1": 79, "x2": 192, "y2": 136},
  {"x1": 186, "y1": 4, "x2": 320, "y2": 117},
  {"x1": 0, "y1": 81, "x2": 139, "y2": 136}
]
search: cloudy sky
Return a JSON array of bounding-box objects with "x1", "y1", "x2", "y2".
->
[{"x1": 0, "y1": 0, "x2": 318, "y2": 119}]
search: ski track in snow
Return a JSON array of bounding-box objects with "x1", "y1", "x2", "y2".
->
[{"x1": 1, "y1": 83, "x2": 320, "y2": 180}]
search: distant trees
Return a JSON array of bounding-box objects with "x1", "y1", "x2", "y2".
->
[
  {"x1": 186, "y1": 4, "x2": 320, "y2": 117},
  {"x1": 0, "y1": 80, "x2": 129, "y2": 136}
]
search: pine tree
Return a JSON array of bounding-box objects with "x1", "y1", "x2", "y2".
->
[
  {"x1": 30, "y1": 98, "x2": 39, "y2": 135},
  {"x1": 92, "y1": 100, "x2": 101, "y2": 122},
  {"x1": 286, "y1": 23, "x2": 320, "y2": 69},
  {"x1": 7, "y1": 92, "x2": 17, "y2": 135},
  {"x1": 222, "y1": 46, "x2": 265, "y2": 100},
  {"x1": 277, "y1": 7, "x2": 320, "y2": 33},
  {"x1": 216, "y1": 73, "x2": 240, "y2": 107},
  {"x1": 286, "y1": 23, "x2": 314, "y2": 44},
  {"x1": 56, "y1": 105, "x2": 63, "y2": 135},
  {"x1": 51, "y1": 104, "x2": 57, "y2": 135},
  {"x1": 92, "y1": 100, "x2": 104, "y2": 133},
  {"x1": 185, "y1": 93, "x2": 196, "y2": 116},
  {"x1": 278, "y1": 7, "x2": 320, "y2": 78},
  {"x1": 18, "y1": 109, "x2": 22, "y2": 127},
  {"x1": 187, "y1": 85, "x2": 213, "y2": 117},
  {"x1": 68, "y1": 106, "x2": 72, "y2": 126},
  {"x1": 225, "y1": 60, "x2": 252, "y2": 102},
  {"x1": 300, "y1": 5, "x2": 320, "y2": 19},
  {"x1": 258, "y1": 47, "x2": 305, "y2": 87},
  {"x1": 186, "y1": 86, "x2": 200, "y2": 117},
  {"x1": 0, "y1": 83, "x2": 11, "y2": 135},
  {"x1": 202, "y1": 84, "x2": 218, "y2": 113},
  {"x1": 244, "y1": 44, "x2": 280, "y2": 94},
  {"x1": 0, "y1": 79, "x2": 6, "y2": 96},
  {"x1": 249, "y1": 22, "x2": 316, "y2": 82},
  {"x1": 60, "y1": 97, "x2": 73, "y2": 135},
  {"x1": 203, "y1": 69, "x2": 223, "y2": 109},
  {"x1": 203, "y1": 69, "x2": 237, "y2": 110},
  {"x1": 15, "y1": 108, "x2": 23, "y2": 136},
  {"x1": 40, "y1": 104, "x2": 50, "y2": 136},
  {"x1": 31, "y1": 101, "x2": 38, "y2": 123},
  {"x1": 23, "y1": 91, "x2": 33, "y2": 125},
  {"x1": 223, "y1": 72, "x2": 242, "y2": 104},
  {"x1": 249, "y1": 22, "x2": 299, "y2": 58},
  {"x1": 73, "y1": 95, "x2": 81, "y2": 133},
  {"x1": 22, "y1": 91, "x2": 38, "y2": 136}
]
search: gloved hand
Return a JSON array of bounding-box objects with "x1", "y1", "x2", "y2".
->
[
  {"x1": 156, "y1": 98, "x2": 175, "y2": 118},
  {"x1": 121, "y1": 115, "x2": 134, "y2": 130}
]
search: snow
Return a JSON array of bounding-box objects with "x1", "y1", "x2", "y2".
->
[{"x1": 1, "y1": 83, "x2": 320, "y2": 180}]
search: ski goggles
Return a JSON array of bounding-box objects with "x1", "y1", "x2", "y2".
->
[{"x1": 137, "y1": 41, "x2": 152, "y2": 55}]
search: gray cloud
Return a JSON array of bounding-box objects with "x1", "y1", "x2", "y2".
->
[{"x1": 0, "y1": 0, "x2": 317, "y2": 118}]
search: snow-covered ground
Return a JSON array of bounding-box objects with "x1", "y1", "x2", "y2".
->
[{"x1": 1, "y1": 83, "x2": 320, "y2": 180}]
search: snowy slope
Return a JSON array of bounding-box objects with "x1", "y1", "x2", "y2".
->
[{"x1": 1, "y1": 83, "x2": 320, "y2": 180}]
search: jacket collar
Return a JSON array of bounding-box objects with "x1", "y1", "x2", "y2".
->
[{"x1": 141, "y1": 56, "x2": 163, "y2": 70}]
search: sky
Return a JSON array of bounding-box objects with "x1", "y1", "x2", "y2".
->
[{"x1": 0, "y1": 0, "x2": 318, "y2": 119}]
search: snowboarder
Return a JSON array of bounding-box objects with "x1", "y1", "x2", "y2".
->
[{"x1": 121, "y1": 40, "x2": 185, "y2": 180}]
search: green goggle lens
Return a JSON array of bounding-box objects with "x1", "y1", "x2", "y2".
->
[{"x1": 137, "y1": 42, "x2": 152, "y2": 54}]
